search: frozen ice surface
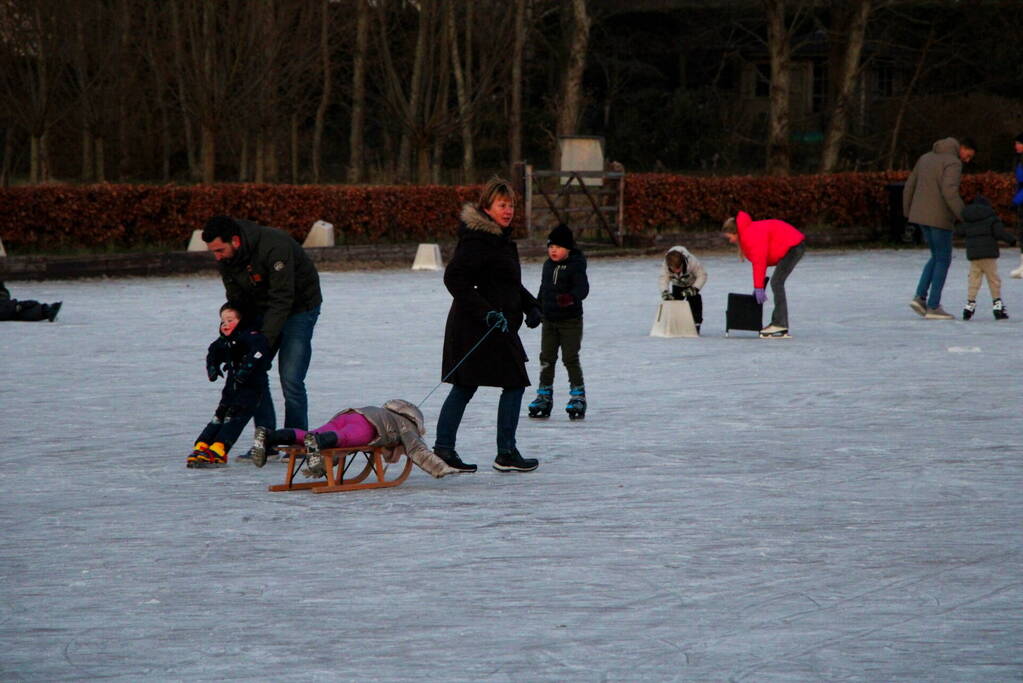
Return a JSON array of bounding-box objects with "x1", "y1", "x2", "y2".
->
[{"x1": 2, "y1": 249, "x2": 1021, "y2": 681}]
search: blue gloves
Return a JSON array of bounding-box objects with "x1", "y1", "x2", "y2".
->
[
  {"x1": 525, "y1": 307, "x2": 542, "y2": 329},
  {"x1": 485, "y1": 310, "x2": 509, "y2": 332},
  {"x1": 754, "y1": 288, "x2": 767, "y2": 304}
]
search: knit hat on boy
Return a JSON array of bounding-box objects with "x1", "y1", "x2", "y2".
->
[{"x1": 547, "y1": 224, "x2": 576, "y2": 250}]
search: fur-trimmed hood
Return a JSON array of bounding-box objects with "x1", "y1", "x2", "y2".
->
[
  {"x1": 382, "y1": 399, "x2": 425, "y2": 436},
  {"x1": 459, "y1": 203, "x2": 505, "y2": 236}
]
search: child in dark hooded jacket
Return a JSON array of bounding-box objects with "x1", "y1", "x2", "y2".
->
[
  {"x1": 955, "y1": 195, "x2": 1016, "y2": 320},
  {"x1": 187, "y1": 303, "x2": 271, "y2": 468},
  {"x1": 528, "y1": 224, "x2": 590, "y2": 419}
]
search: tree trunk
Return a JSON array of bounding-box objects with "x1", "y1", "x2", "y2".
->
[
  {"x1": 239, "y1": 136, "x2": 249, "y2": 182},
  {"x1": 448, "y1": 0, "x2": 474, "y2": 183},
  {"x1": 312, "y1": 0, "x2": 332, "y2": 184},
  {"x1": 291, "y1": 113, "x2": 299, "y2": 183},
  {"x1": 255, "y1": 129, "x2": 265, "y2": 183},
  {"x1": 348, "y1": 0, "x2": 369, "y2": 184},
  {"x1": 764, "y1": 0, "x2": 791, "y2": 176},
  {"x1": 201, "y1": 123, "x2": 215, "y2": 183},
  {"x1": 818, "y1": 0, "x2": 872, "y2": 173},
  {"x1": 30, "y1": 136, "x2": 40, "y2": 184},
  {"x1": 82, "y1": 126, "x2": 94, "y2": 182},
  {"x1": 95, "y1": 136, "x2": 105, "y2": 182},
  {"x1": 509, "y1": 0, "x2": 526, "y2": 165},
  {"x1": 169, "y1": 1, "x2": 198, "y2": 180},
  {"x1": 398, "y1": 1, "x2": 429, "y2": 182},
  {"x1": 886, "y1": 22, "x2": 935, "y2": 170},
  {"x1": 1, "y1": 128, "x2": 11, "y2": 187},
  {"x1": 555, "y1": 0, "x2": 590, "y2": 169}
]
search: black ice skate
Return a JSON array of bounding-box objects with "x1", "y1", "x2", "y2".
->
[
  {"x1": 963, "y1": 300, "x2": 976, "y2": 320},
  {"x1": 566, "y1": 384, "x2": 586, "y2": 420},
  {"x1": 993, "y1": 298, "x2": 1008, "y2": 320},
  {"x1": 528, "y1": 385, "x2": 553, "y2": 418}
]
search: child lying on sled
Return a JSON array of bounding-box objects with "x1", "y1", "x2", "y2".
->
[{"x1": 248, "y1": 399, "x2": 457, "y2": 479}]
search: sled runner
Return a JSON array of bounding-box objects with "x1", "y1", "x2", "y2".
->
[{"x1": 268, "y1": 444, "x2": 413, "y2": 494}]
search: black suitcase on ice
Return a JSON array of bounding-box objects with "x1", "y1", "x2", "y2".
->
[{"x1": 726, "y1": 293, "x2": 763, "y2": 336}]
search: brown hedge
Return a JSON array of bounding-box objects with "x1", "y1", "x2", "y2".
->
[{"x1": 0, "y1": 172, "x2": 1016, "y2": 250}]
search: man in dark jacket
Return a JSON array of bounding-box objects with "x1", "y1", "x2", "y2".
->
[{"x1": 202, "y1": 216, "x2": 322, "y2": 449}]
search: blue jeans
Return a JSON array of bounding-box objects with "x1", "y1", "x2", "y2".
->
[
  {"x1": 254, "y1": 306, "x2": 320, "y2": 431},
  {"x1": 435, "y1": 384, "x2": 526, "y2": 455},
  {"x1": 914, "y1": 225, "x2": 953, "y2": 309}
]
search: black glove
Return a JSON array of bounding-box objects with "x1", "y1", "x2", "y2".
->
[
  {"x1": 525, "y1": 307, "x2": 542, "y2": 328},
  {"x1": 207, "y1": 361, "x2": 224, "y2": 382},
  {"x1": 485, "y1": 310, "x2": 509, "y2": 332},
  {"x1": 661, "y1": 290, "x2": 672, "y2": 301},
  {"x1": 681, "y1": 287, "x2": 698, "y2": 298}
]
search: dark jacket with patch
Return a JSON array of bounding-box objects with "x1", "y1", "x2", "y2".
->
[
  {"x1": 537, "y1": 250, "x2": 588, "y2": 321},
  {"x1": 217, "y1": 219, "x2": 322, "y2": 347},
  {"x1": 955, "y1": 198, "x2": 1016, "y2": 261},
  {"x1": 441, "y1": 204, "x2": 539, "y2": 388},
  {"x1": 207, "y1": 323, "x2": 272, "y2": 413}
]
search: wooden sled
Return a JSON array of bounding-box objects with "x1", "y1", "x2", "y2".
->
[{"x1": 268, "y1": 444, "x2": 413, "y2": 494}]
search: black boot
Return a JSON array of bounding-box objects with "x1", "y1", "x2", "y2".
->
[
  {"x1": 493, "y1": 449, "x2": 539, "y2": 473},
  {"x1": 434, "y1": 447, "x2": 477, "y2": 473}
]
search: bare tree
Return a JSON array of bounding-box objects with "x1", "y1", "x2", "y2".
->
[
  {"x1": 169, "y1": 0, "x2": 287, "y2": 183},
  {"x1": 348, "y1": 0, "x2": 370, "y2": 183},
  {"x1": 554, "y1": 0, "x2": 590, "y2": 168},
  {"x1": 509, "y1": 0, "x2": 527, "y2": 165},
  {"x1": 0, "y1": 0, "x2": 72, "y2": 183},
  {"x1": 311, "y1": 0, "x2": 332, "y2": 184},
  {"x1": 818, "y1": 0, "x2": 873, "y2": 173},
  {"x1": 762, "y1": 0, "x2": 793, "y2": 176}
]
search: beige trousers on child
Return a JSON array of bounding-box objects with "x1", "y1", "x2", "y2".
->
[{"x1": 967, "y1": 258, "x2": 1001, "y2": 300}]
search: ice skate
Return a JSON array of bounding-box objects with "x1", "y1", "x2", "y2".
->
[
  {"x1": 1011, "y1": 254, "x2": 1023, "y2": 279},
  {"x1": 759, "y1": 324, "x2": 791, "y2": 339},
  {"x1": 963, "y1": 301, "x2": 975, "y2": 320},
  {"x1": 186, "y1": 447, "x2": 207, "y2": 469},
  {"x1": 193, "y1": 448, "x2": 227, "y2": 468},
  {"x1": 993, "y1": 298, "x2": 1009, "y2": 320},
  {"x1": 302, "y1": 433, "x2": 325, "y2": 478},
  {"x1": 528, "y1": 385, "x2": 553, "y2": 418},
  {"x1": 565, "y1": 384, "x2": 586, "y2": 420},
  {"x1": 248, "y1": 426, "x2": 269, "y2": 467},
  {"x1": 493, "y1": 449, "x2": 539, "y2": 473}
]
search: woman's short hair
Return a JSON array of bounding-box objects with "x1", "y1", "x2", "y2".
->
[
  {"x1": 722, "y1": 216, "x2": 737, "y2": 233},
  {"x1": 478, "y1": 177, "x2": 517, "y2": 211}
]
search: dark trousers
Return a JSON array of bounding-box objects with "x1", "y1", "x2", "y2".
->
[
  {"x1": 434, "y1": 383, "x2": 525, "y2": 455},
  {"x1": 538, "y1": 317, "x2": 585, "y2": 387},
  {"x1": 770, "y1": 242, "x2": 805, "y2": 328},
  {"x1": 196, "y1": 378, "x2": 266, "y2": 452}
]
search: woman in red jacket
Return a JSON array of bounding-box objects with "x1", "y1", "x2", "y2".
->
[{"x1": 723, "y1": 211, "x2": 806, "y2": 338}]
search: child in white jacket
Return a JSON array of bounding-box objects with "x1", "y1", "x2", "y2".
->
[{"x1": 659, "y1": 246, "x2": 708, "y2": 333}]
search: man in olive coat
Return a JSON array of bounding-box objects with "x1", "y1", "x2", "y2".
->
[
  {"x1": 903, "y1": 136, "x2": 975, "y2": 319},
  {"x1": 202, "y1": 216, "x2": 322, "y2": 445}
]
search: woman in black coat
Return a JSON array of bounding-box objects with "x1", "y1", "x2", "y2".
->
[{"x1": 434, "y1": 178, "x2": 542, "y2": 473}]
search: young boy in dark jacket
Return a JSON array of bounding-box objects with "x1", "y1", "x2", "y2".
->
[
  {"x1": 528, "y1": 224, "x2": 590, "y2": 419},
  {"x1": 955, "y1": 195, "x2": 1016, "y2": 320},
  {"x1": 188, "y1": 303, "x2": 271, "y2": 468}
]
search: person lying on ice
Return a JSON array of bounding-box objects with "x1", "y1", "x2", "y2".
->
[
  {"x1": 248, "y1": 399, "x2": 458, "y2": 479},
  {"x1": 187, "y1": 303, "x2": 271, "y2": 468}
]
